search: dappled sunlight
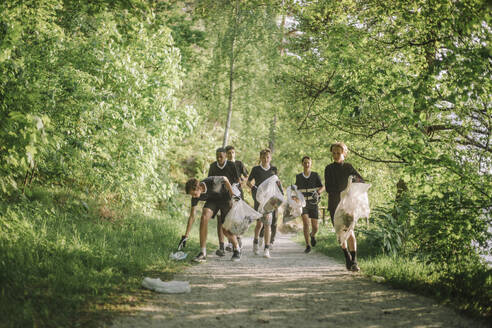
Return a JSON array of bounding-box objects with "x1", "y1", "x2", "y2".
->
[{"x1": 110, "y1": 235, "x2": 485, "y2": 328}]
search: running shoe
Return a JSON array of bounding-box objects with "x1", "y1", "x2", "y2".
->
[
  {"x1": 225, "y1": 243, "x2": 233, "y2": 252},
  {"x1": 350, "y1": 262, "x2": 360, "y2": 272},
  {"x1": 310, "y1": 235, "x2": 317, "y2": 247},
  {"x1": 304, "y1": 245, "x2": 311, "y2": 254},
  {"x1": 263, "y1": 248, "x2": 271, "y2": 258},
  {"x1": 253, "y1": 243, "x2": 259, "y2": 255},
  {"x1": 231, "y1": 250, "x2": 241, "y2": 262},
  {"x1": 215, "y1": 248, "x2": 226, "y2": 257},
  {"x1": 269, "y1": 243, "x2": 274, "y2": 251},
  {"x1": 193, "y1": 252, "x2": 206, "y2": 263}
]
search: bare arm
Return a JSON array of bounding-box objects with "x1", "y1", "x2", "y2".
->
[
  {"x1": 184, "y1": 205, "x2": 197, "y2": 237},
  {"x1": 222, "y1": 176, "x2": 235, "y2": 197}
]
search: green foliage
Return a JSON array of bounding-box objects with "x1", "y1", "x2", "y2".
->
[
  {"x1": 0, "y1": 1, "x2": 198, "y2": 208},
  {"x1": 0, "y1": 189, "x2": 191, "y2": 327},
  {"x1": 311, "y1": 229, "x2": 492, "y2": 318}
]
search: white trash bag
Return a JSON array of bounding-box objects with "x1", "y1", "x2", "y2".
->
[
  {"x1": 334, "y1": 176, "x2": 371, "y2": 245},
  {"x1": 169, "y1": 251, "x2": 187, "y2": 261},
  {"x1": 223, "y1": 199, "x2": 262, "y2": 235},
  {"x1": 231, "y1": 183, "x2": 241, "y2": 197},
  {"x1": 256, "y1": 175, "x2": 284, "y2": 214},
  {"x1": 142, "y1": 277, "x2": 191, "y2": 294},
  {"x1": 283, "y1": 185, "x2": 306, "y2": 223}
]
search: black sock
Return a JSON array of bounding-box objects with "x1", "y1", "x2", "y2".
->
[
  {"x1": 342, "y1": 248, "x2": 352, "y2": 261},
  {"x1": 350, "y1": 251, "x2": 357, "y2": 263},
  {"x1": 253, "y1": 238, "x2": 258, "y2": 244},
  {"x1": 265, "y1": 244, "x2": 269, "y2": 249},
  {"x1": 219, "y1": 242, "x2": 224, "y2": 250}
]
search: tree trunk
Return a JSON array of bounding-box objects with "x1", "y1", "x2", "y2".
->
[
  {"x1": 268, "y1": 5, "x2": 286, "y2": 152},
  {"x1": 222, "y1": 0, "x2": 238, "y2": 147}
]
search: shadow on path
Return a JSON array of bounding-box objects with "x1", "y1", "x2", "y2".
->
[{"x1": 108, "y1": 234, "x2": 485, "y2": 328}]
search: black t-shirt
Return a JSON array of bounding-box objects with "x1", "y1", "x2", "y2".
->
[
  {"x1": 295, "y1": 172, "x2": 323, "y2": 198},
  {"x1": 324, "y1": 162, "x2": 363, "y2": 194},
  {"x1": 232, "y1": 160, "x2": 248, "y2": 178},
  {"x1": 208, "y1": 160, "x2": 239, "y2": 184},
  {"x1": 191, "y1": 176, "x2": 230, "y2": 207},
  {"x1": 248, "y1": 165, "x2": 278, "y2": 201}
]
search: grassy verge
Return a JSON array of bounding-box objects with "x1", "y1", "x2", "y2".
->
[
  {"x1": 295, "y1": 225, "x2": 492, "y2": 321},
  {"x1": 0, "y1": 186, "x2": 198, "y2": 328}
]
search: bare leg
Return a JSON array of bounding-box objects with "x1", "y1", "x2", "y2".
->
[
  {"x1": 217, "y1": 219, "x2": 225, "y2": 244},
  {"x1": 223, "y1": 230, "x2": 238, "y2": 249},
  {"x1": 264, "y1": 224, "x2": 271, "y2": 246},
  {"x1": 302, "y1": 214, "x2": 310, "y2": 245},
  {"x1": 254, "y1": 220, "x2": 263, "y2": 239},
  {"x1": 200, "y1": 208, "x2": 213, "y2": 249},
  {"x1": 347, "y1": 230, "x2": 357, "y2": 251},
  {"x1": 311, "y1": 218, "x2": 319, "y2": 237}
]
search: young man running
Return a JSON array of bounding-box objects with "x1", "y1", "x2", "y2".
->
[
  {"x1": 225, "y1": 145, "x2": 248, "y2": 251},
  {"x1": 247, "y1": 148, "x2": 282, "y2": 258},
  {"x1": 324, "y1": 142, "x2": 364, "y2": 271},
  {"x1": 295, "y1": 156, "x2": 325, "y2": 254},
  {"x1": 207, "y1": 147, "x2": 240, "y2": 257},
  {"x1": 182, "y1": 176, "x2": 241, "y2": 262}
]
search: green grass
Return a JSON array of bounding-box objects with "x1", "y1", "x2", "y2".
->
[
  {"x1": 0, "y1": 187, "x2": 198, "y2": 328},
  {"x1": 295, "y1": 225, "x2": 492, "y2": 320}
]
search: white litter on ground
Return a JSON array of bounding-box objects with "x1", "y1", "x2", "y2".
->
[
  {"x1": 169, "y1": 251, "x2": 187, "y2": 260},
  {"x1": 141, "y1": 278, "x2": 191, "y2": 294}
]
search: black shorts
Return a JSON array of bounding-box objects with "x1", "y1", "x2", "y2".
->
[
  {"x1": 203, "y1": 199, "x2": 231, "y2": 224},
  {"x1": 302, "y1": 205, "x2": 319, "y2": 220}
]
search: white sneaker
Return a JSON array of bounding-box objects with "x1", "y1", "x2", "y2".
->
[
  {"x1": 269, "y1": 243, "x2": 274, "y2": 251},
  {"x1": 263, "y1": 248, "x2": 271, "y2": 258},
  {"x1": 253, "y1": 243, "x2": 259, "y2": 255}
]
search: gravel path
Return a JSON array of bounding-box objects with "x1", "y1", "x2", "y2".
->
[{"x1": 108, "y1": 234, "x2": 485, "y2": 328}]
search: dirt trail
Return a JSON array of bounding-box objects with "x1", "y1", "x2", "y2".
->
[{"x1": 108, "y1": 234, "x2": 485, "y2": 328}]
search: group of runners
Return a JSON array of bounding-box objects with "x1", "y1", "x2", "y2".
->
[{"x1": 180, "y1": 142, "x2": 364, "y2": 272}]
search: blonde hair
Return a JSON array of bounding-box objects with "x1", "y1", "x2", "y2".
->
[{"x1": 330, "y1": 142, "x2": 348, "y2": 154}]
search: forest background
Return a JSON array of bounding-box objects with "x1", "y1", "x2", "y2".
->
[{"x1": 0, "y1": 0, "x2": 490, "y2": 327}]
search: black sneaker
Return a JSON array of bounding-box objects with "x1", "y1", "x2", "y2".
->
[
  {"x1": 225, "y1": 243, "x2": 233, "y2": 252},
  {"x1": 310, "y1": 235, "x2": 317, "y2": 247},
  {"x1": 304, "y1": 245, "x2": 311, "y2": 254},
  {"x1": 215, "y1": 248, "x2": 226, "y2": 257},
  {"x1": 193, "y1": 252, "x2": 206, "y2": 263},
  {"x1": 350, "y1": 262, "x2": 360, "y2": 272},
  {"x1": 231, "y1": 250, "x2": 241, "y2": 262}
]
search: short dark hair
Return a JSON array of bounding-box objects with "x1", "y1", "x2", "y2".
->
[
  {"x1": 260, "y1": 148, "x2": 271, "y2": 156},
  {"x1": 301, "y1": 156, "x2": 311, "y2": 163},
  {"x1": 185, "y1": 178, "x2": 200, "y2": 194},
  {"x1": 216, "y1": 147, "x2": 226, "y2": 154},
  {"x1": 225, "y1": 145, "x2": 235, "y2": 152}
]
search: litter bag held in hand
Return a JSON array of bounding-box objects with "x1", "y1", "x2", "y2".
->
[
  {"x1": 283, "y1": 185, "x2": 306, "y2": 223},
  {"x1": 223, "y1": 199, "x2": 262, "y2": 235},
  {"x1": 256, "y1": 175, "x2": 284, "y2": 214},
  {"x1": 334, "y1": 176, "x2": 371, "y2": 245}
]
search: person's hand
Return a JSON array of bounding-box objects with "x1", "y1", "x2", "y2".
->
[
  {"x1": 178, "y1": 235, "x2": 187, "y2": 250},
  {"x1": 232, "y1": 195, "x2": 241, "y2": 201},
  {"x1": 251, "y1": 185, "x2": 257, "y2": 191}
]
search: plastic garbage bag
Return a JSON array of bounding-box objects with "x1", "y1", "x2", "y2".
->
[
  {"x1": 169, "y1": 251, "x2": 188, "y2": 261},
  {"x1": 223, "y1": 199, "x2": 262, "y2": 235},
  {"x1": 142, "y1": 277, "x2": 191, "y2": 294},
  {"x1": 334, "y1": 176, "x2": 371, "y2": 245},
  {"x1": 283, "y1": 185, "x2": 306, "y2": 223},
  {"x1": 231, "y1": 183, "x2": 241, "y2": 197},
  {"x1": 256, "y1": 175, "x2": 284, "y2": 214}
]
